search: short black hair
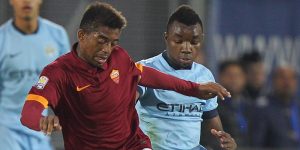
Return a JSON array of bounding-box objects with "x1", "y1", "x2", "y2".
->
[
  {"x1": 218, "y1": 60, "x2": 243, "y2": 74},
  {"x1": 239, "y1": 50, "x2": 263, "y2": 70},
  {"x1": 167, "y1": 5, "x2": 203, "y2": 32},
  {"x1": 79, "y1": 2, "x2": 127, "y2": 32}
]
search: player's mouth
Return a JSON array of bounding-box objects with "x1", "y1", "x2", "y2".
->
[
  {"x1": 94, "y1": 56, "x2": 108, "y2": 65},
  {"x1": 179, "y1": 58, "x2": 192, "y2": 64},
  {"x1": 22, "y1": 6, "x2": 32, "y2": 12}
]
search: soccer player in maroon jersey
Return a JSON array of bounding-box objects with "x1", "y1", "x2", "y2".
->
[{"x1": 20, "y1": 2, "x2": 230, "y2": 150}]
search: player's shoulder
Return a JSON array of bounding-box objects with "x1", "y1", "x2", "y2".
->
[
  {"x1": 44, "y1": 52, "x2": 70, "y2": 73},
  {"x1": 0, "y1": 19, "x2": 12, "y2": 33},
  {"x1": 39, "y1": 17, "x2": 66, "y2": 33},
  {"x1": 137, "y1": 53, "x2": 162, "y2": 66},
  {"x1": 0, "y1": 20, "x2": 12, "y2": 56},
  {"x1": 193, "y1": 62, "x2": 214, "y2": 78},
  {"x1": 193, "y1": 62, "x2": 210, "y2": 72}
]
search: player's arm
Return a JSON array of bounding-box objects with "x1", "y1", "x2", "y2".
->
[
  {"x1": 137, "y1": 64, "x2": 231, "y2": 100},
  {"x1": 21, "y1": 99, "x2": 61, "y2": 134},
  {"x1": 202, "y1": 114, "x2": 237, "y2": 150},
  {"x1": 20, "y1": 66, "x2": 62, "y2": 135}
]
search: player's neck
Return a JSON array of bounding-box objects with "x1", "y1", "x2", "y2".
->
[
  {"x1": 162, "y1": 51, "x2": 192, "y2": 70},
  {"x1": 14, "y1": 17, "x2": 38, "y2": 34}
]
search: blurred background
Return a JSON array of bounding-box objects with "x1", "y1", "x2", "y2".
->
[{"x1": 1, "y1": 0, "x2": 299, "y2": 149}]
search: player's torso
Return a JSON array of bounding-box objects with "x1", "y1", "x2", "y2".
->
[
  {"x1": 56, "y1": 50, "x2": 143, "y2": 149},
  {"x1": 0, "y1": 21, "x2": 63, "y2": 114},
  {"x1": 63, "y1": 67, "x2": 135, "y2": 115},
  {"x1": 136, "y1": 55, "x2": 212, "y2": 150},
  {"x1": 138, "y1": 56, "x2": 210, "y2": 120}
]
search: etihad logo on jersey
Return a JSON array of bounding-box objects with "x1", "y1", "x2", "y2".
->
[
  {"x1": 157, "y1": 102, "x2": 206, "y2": 117},
  {"x1": 110, "y1": 69, "x2": 119, "y2": 84},
  {"x1": 35, "y1": 76, "x2": 49, "y2": 89}
]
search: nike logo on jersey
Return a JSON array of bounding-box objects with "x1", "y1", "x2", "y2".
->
[{"x1": 76, "y1": 84, "x2": 91, "y2": 92}]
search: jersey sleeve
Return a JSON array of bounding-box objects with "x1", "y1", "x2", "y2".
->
[
  {"x1": 202, "y1": 69, "x2": 218, "y2": 112},
  {"x1": 21, "y1": 65, "x2": 65, "y2": 130},
  {"x1": 26, "y1": 65, "x2": 64, "y2": 109},
  {"x1": 136, "y1": 60, "x2": 147, "y2": 98}
]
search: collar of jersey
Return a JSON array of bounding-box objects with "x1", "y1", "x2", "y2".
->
[
  {"x1": 160, "y1": 51, "x2": 194, "y2": 71},
  {"x1": 71, "y1": 42, "x2": 108, "y2": 73},
  {"x1": 11, "y1": 17, "x2": 41, "y2": 35}
]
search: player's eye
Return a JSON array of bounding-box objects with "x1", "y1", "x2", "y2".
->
[
  {"x1": 97, "y1": 38, "x2": 107, "y2": 44},
  {"x1": 174, "y1": 39, "x2": 183, "y2": 44}
]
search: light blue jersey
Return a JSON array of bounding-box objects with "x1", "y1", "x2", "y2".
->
[
  {"x1": 0, "y1": 18, "x2": 69, "y2": 148},
  {"x1": 136, "y1": 53, "x2": 217, "y2": 150}
]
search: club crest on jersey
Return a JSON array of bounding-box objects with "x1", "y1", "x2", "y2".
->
[
  {"x1": 44, "y1": 45, "x2": 57, "y2": 57},
  {"x1": 110, "y1": 69, "x2": 119, "y2": 84},
  {"x1": 35, "y1": 76, "x2": 49, "y2": 89}
]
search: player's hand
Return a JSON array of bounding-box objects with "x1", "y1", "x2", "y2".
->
[
  {"x1": 40, "y1": 115, "x2": 62, "y2": 136},
  {"x1": 211, "y1": 129, "x2": 237, "y2": 150},
  {"x1": 197, "y1": 82, "x2": 231, "y2": 100}
]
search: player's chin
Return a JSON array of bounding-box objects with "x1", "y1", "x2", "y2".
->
[
  {"x1": 89, "y1": 60, "x2": 102, "y2": 68},
  {"x1": 179, "y1": 60, "x2": 193, "y2": 68},
  {"x1": 95, "y1": 62, "x2": 104, "y2": 68}
]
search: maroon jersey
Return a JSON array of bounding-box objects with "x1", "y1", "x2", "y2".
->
[{"x1": 26, "y1": 43, "x2": 151, "y2": 150}]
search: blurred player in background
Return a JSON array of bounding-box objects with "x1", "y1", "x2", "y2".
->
[
  {"x1": 20, "y1": 2, "x2": 231, "y2": 150},
  {"x1": 240, "y1": 51, "x2": 267, "y2": 107},
  {"x1": 252, "y1": 65, "x2": 300, "y2": 148},
  {"x1": 215, "y1": 60, "x2": 253, "y2": 147},
  {"x1": 0, "y1": 0, "x2": 70, "y2": 149},
  {"x1": 136, "y1": 5, "x2": 237, "y2": 150}
]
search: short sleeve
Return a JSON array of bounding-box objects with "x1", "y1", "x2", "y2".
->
[
  {"x1": 202, "y1": 69, "x2": 218, "y2": 111},
  {"x1": 26, "y1": 65, "x2": 64, "y2": 109}
]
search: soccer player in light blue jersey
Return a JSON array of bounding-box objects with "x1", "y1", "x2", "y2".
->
[
  {"x1": 136, "y1": 5, "x2": 237, "y2": 150},
  {"x1": 0, "y1": 0, "x2": 70, "y2": 149}
]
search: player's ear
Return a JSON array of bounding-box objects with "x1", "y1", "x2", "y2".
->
[
  {"x1": 164, "y1": 32, "x2": 168, "y2": 41},
  {"x1": 164, "y1": 32, "x2": 169, "y2": 45},
  {"x1": 77, "y1": 29, "x2": 85, "y2": 41}
]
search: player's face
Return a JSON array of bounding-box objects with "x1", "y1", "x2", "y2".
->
[
  {"x1": 10, "y1": 0, "x2": 42, "y2": 21},
  {"x1": 219, "y1": 65, "x2": 246, "y2": 95},
  {"x1": 77, "y1": 26, "x2": 121, "y2": 68},
  {"x1": 165, "y1": 21, "x2": 203, "y2": 68}
]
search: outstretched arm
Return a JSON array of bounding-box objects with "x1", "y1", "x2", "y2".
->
[
  {"x1": 21, "y1": 66, "x2": 63, "y2": 135},
  {"x1": 138, "y1": 66, "x2": 231, "y2": 100}
]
